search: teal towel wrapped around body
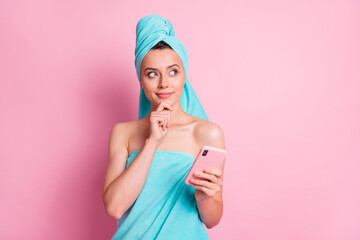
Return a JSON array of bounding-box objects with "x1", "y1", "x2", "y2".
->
[{"x1": 111, "y1": 151, "x2": 209, "y2": 239}]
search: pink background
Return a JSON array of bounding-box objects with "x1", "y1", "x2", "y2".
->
[{"x1": 1, "y1": 0, "x2": 359, "y2": 239}]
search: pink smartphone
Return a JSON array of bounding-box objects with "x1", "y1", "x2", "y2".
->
[{"x1": 184, "y1": 145, "x2": 227, "y2": 185}]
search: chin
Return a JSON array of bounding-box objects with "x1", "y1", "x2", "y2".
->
[{"x1": 153, "y1": 98, "x2": 174, "y2": 106}]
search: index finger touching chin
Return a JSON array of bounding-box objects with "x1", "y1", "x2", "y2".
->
[{"x1": 156, "y1": 101, "x2": 173, "y2": 112}]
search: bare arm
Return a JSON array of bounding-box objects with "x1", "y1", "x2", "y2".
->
[
  {"x1": 196, "y1": 161, "x2": 224, "y2": 229},
  {"x1": 193, "y1": 122, "x2": 226, "y2": 229},
  {"x1": 102, "y1": 123, "x2": 160, "y2": 219},
  {"x1": 102, "y1": 102, "x2": 173, "y2": 219}
]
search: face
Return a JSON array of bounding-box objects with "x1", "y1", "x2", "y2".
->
[{"x1": 140, "y1": 48, "x2": 185, "y2": 106}]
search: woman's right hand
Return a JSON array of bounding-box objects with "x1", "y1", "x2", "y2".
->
[{"x1": 148, "y1": 101, "x2": 174, "y2": 143}]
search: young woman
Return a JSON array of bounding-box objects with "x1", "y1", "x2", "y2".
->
[{"x1": 102, "y1": 14, "x2": 226, "y2": 239}]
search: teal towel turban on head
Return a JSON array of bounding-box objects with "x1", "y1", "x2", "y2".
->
[{"x1": 135, "y1": 14, "x2": 208, "y2": 120}]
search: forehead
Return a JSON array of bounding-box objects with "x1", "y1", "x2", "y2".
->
[{"x1": 141, "y1": 48, "x2": 183, "y2": 69}]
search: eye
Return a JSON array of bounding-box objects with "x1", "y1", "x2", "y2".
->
[
  {"x1": 148, "y1": 72, "x2": 157, "y2": 78},
  {"x1": 169, "y1": 69, "x2": 178, "y2": 75}
]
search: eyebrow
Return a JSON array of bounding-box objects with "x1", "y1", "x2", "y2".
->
[{"x1": 144, "y1": 64, "x2": 180, "y2": 72}]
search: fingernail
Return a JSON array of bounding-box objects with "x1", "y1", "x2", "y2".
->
[{"x1": 194, "y1": 172, "x2": 199, "y2": 175}]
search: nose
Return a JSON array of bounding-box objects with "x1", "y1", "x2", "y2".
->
[{"x1": 158, "y1": 75, "x2": 169, "y2": 88}]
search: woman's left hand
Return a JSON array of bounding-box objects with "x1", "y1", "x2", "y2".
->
[{"x1": 189, "y1": 169, "x2": 223, "y2": 201}]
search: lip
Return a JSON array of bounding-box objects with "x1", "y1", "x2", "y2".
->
[{"x1": 156, "y1": 92, "x2": 173, "y2": 98}]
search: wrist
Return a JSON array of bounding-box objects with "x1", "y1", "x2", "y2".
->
[{"x1": 146, "y1": 137, "x2": 160, "y2": 148}]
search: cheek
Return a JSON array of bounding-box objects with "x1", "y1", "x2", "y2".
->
[
  {"x1": 141, "y1": 80, "x2": 159, "y2": 99},
  {"x1": 141, "y1": 78, "x2": 154, "y2": 89},
  {"x1": 175, "y1": 76, "x2": 185, "y2": 89},
  {"x1": 173, "y1": 78, "x2": 185, "y2": 95},
  {"x1": 175, "y1": 82, "x2": 183, "y2": 90}
]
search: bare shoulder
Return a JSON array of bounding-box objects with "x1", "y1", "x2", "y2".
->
[
  {"x1": 109, "y1": 118, "x2": 148, "y2": 155},
  {"x1": 111, "y1": 119, "x2": 142, "y2": 134},
  {"x1": 193, "y1": 118, "x2": 226, "y2": 150},
  {"x1": 109, "y1": 122, "x2": 131, "y2": 157}
]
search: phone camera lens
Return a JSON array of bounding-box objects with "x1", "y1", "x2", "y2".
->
[{"x1": 202, "y1": 150, "x2": 208, "y2": 156}]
